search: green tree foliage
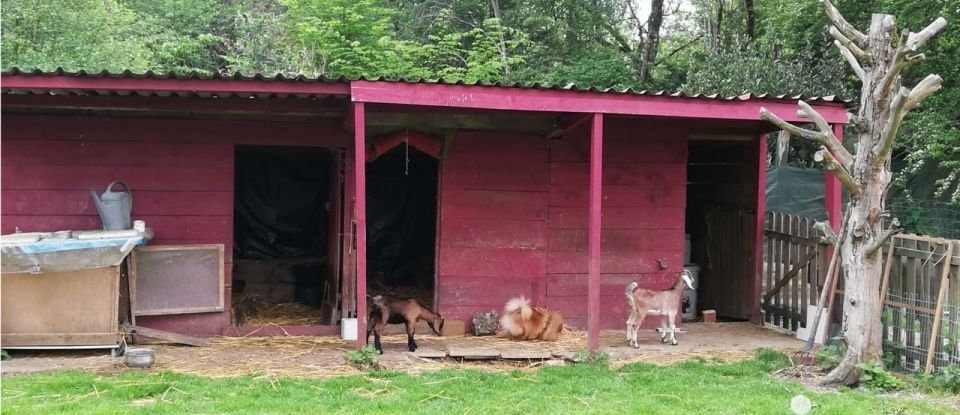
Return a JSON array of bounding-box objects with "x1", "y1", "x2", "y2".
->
[{"x1": 2, "y1": 0, "x2": 155, "y2": 72}]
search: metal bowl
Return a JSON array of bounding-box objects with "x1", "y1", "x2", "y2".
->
[{"x1": 124, "y1": 348, "x2": 156, "y2": 368}]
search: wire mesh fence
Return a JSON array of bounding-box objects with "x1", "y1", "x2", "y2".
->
[{"x1": 888, "y1": 198, "x2": 960, "y2": 240}]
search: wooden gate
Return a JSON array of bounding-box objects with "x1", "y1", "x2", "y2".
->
[{"x1": 762, "y1": 212, "x2": 829, "y2": 331}]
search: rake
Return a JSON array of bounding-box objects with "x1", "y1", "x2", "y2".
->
[{"x1": 794, "y1": 206, "x2": 850, "y2": 365}]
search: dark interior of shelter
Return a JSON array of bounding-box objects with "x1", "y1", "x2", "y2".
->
[
  {"x1": 232, "y1": 146, "x2": 333, "y2": 326},
  {"x1": 685, "y1": 138, "x2": 757, "y2": 323},
  {"x1": 365, "y1": 145, "x2": 439, "y2": 308}
]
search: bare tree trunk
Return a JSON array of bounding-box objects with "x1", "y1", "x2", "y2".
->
[
  {"x1": 744, "y1": 0, "x2": 755, "y2": 41},
  {"x1": 640, "y1": 0, "x2": 664, "y2": 83},
  {"x1": 489, "y1": 0, "x2": 510, "y2": 75},
  {"x1": 760, "y1": 0, "x2": 946, "y2": 386}
]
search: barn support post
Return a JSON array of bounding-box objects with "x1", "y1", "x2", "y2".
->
[
  {"x1": 587, "y1": 113, "x2": 604, "y2": 351},
  {"x1": 353, "y1": 102, "x2": 368, "y2": 346},
  {"x1": 752, "y1": 134, "x2": 768, "y2": 324}
]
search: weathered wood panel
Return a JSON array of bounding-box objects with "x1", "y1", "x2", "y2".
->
[
  {"x1": 545, "y1": 273, "x2": 675, "y2": 297},
  {"x1": 440, "y1": 218, "x2": 547, "y2": 249},
  {"x1": 435, "y1": 131, "x2": 551, "y2": 329},
  {"x1": 548, "y1": 229, "x2": 683, "y2": 252},
  {"x1": 1, "y1": 165, "x2": 233, "y2": 191},
  {"x1": 549, "y1": 162, "x2": 685, "y2": 186},
  {"x1": 2, "y1": 114, "x2": 350, "y2": 147},
  {"x1": 546, "y1": 250, "x2": 683, "y2": 274},
  {"x1": 1, "y1": 267, "x2": 120, "y2": 347},
  {"x1": 438, "y1": 277, "x2": 543, "y2": 306},
  {"x1": 548, "y1": 206, "x2": 683, "y2": 229},
  {"x1": 440, "y1": 189, "x2": 547, "y2": 221},
  {"x1": 549, "y1": 184, "x2": 685, "y2": 207},
  {"x1": 2, "y1": 190, "x2": 234, "y2": 216},
  {"x1": 3, "y1": 139, "x2": 233, "y2": 167},
  {"x1": 438, "y1": 247, "x2": 546, "y2": 278}
]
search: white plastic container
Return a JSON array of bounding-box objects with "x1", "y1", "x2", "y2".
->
[
  {"x1": 681, "y1": 288, "x2": 697, "y2": 321},
  {"x1": 795, "y1": 305, "x2": 828, "y2": 344},
  {"x1": 341, "y1": 318, "x2": 358, "y2": 341}
]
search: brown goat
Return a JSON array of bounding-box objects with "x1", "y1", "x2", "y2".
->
[
  {"x1": 499, "y1": 296, "x2": 564, "y2": 341},
  {"x1": 366, "y1": 295, "x2": 444, "y2": 354},
  {"x1": 625, "y1": 270, "x2": 693, "y2": 347}
]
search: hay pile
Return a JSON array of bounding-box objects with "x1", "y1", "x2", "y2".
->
[{"x1": 232, "y1": 293, "x2": 324, "y2": 327}]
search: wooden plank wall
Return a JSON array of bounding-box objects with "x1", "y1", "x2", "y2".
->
[
  {"x1": 436, "y1": 131, "x2": 551, "y2": 325},
  {"x1": 436, "y1": 122, "x2": 687, "y2": 330},
  {"x1": 1, "y1": 113, "x2": 348, "y2": 335},
  {"x1": 543, "y1": 121, "x2": 687, "y2": 329}
]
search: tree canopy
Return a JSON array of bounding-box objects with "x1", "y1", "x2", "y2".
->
[{"x1": 2, "y1": 0, "x2": 957, "y2": 207}]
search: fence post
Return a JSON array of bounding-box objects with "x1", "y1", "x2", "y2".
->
[{"x1": 926, "y1": 242, "x2": 955, "y2": 374}]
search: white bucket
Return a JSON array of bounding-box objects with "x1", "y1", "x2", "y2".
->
[
  {"x1": 795, "y1": 305, "x2": 827, "y2": 344},
  {"x1": 341, "y1": 318, "x2": 358, "y2": 341},
  {"x1": 681, "y1": 288, "x2": 697, "y2": 321}
]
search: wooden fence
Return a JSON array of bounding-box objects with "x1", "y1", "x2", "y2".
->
[
  {"x1": 875, "y1": 235, "x2": 960, "y2": 373},
  {"x1": 762, "y1": 212, "x2": 829, "y2": 331},
  {"x1": 762, "y1": 211, "x2": 960, "y2": 373}
]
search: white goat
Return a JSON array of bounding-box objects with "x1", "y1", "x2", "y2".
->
[{"x1": 624, "y1": 270, "x2": 693, "y2": 347}]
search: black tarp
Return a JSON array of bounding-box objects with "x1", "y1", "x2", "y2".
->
[
  {"x1": 366, "y1": 146, "x2": 438, "y2": 286},
  {"x1": 234, "y1": 147, "x2": 331, "y2": 260}
]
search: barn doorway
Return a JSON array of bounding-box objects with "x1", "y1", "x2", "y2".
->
[
  {"x1": 231, "y1": 146, "x2": 338, "y2": 327},
  {"x1": 366, "y1": 145, "x2": 439, "y2": 308},
  {"x1": 685, "y1": 137, "x2": 759, "y2": 322}
]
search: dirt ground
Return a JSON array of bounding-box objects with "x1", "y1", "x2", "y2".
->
[{"x1": 1, "y1": 323, "x2": 804, "y2": 379}]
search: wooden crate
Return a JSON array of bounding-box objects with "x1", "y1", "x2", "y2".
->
[{"x1": 1, "y1": 266, "x2": 121, "y2": 348}]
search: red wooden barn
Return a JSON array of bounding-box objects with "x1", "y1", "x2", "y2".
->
[{"x1": 0, "y1": 70, "x2": 846, "y2": 348}]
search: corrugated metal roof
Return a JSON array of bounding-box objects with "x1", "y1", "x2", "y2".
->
[{"x1": 1, "y1": 67, "x2": 849, "y2": 104}]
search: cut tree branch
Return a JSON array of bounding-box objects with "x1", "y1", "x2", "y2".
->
[
  {"x1": 876, "y1": 29, "x2": 911, "y2": 100},
  {"x1": 906, "y1": 17, "x2": 948, "y2": 51},
  {"x1": 815, "y1": 148, "x2": 862, "y2": 198},
  {"x1": 877, "y1": 75, "x2": 942, "y2": 163},
  {"x1": 876, "y1": 87, "x2": 909, "y2": 164},
  {"x1": 797, "y1": 100, "x2": 832, "y2": 135},
  {"x1": 847, "y1": 112, "x2": 867, "y2": 132},
  {"x1": 829, "y1": 26, "x2": 869, "y2": 61},
  {"x1": 764, "y1": 103, "x2": 853, "y2": 168},
  {"x1": 834, "y1": 40, "x2": 866, "y2": 81},
  {"x1": 866, "y1": 218, "x2": 902, "y2": 257},
  {"x1": 820, "y1": 0, "x2": 867, "y2": 47},
  {"x1": 813, "y1": 220, "x2": 838, "y2": 245},
  {"x1": 905, "y1": 74, "x2": 943, "y2": 110}
]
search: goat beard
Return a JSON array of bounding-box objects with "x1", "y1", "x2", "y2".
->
[{"x1": 499, "y1": 297, "x2": 564, "y2": 341}]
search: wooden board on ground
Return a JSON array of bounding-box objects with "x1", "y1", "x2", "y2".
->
[
  {"x1": 121, "y1": 324, "x2": 209, "y2": 347},
  {"x1": 499, "y1": 347, "x2": 553, "y2": 360},
  {"x1": 413, "y1": 349, "x2": 447, "y2": 359},
  {"x1": 446, "y1": 346, "x2": 499, "y2": 360}
]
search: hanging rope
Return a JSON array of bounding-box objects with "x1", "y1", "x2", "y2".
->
[{"x1": 404, "y1": 128, "x2": 410, "y2": 176}]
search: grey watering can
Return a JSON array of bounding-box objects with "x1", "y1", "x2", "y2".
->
[{"x1": 90, "y1": 180, "x2": 132, "y2": 230}]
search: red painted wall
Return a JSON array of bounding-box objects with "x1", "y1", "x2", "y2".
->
[
  {"x1": 436, "y1": 131, "x2": 551, "y2": 325},
  {"x1": 1, "y1": 114, "x2": 348, "y2": 335},
  {"x1": 4, "y1": 112, "x2": 689, "y2": 335},
  {"x1": 436, "y1": 121, "x2": 688, "y2": 330}
]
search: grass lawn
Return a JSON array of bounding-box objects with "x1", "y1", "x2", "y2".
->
[{"x1": 1, "y1": 351, "x2": 952, "y2": 414}]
